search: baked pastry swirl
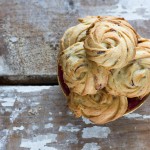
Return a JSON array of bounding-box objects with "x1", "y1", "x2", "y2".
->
[
  {"x1": 60, "y1": 16, "x2": 99, "y2": 51},
  {"x1": 58, "y1": 15, "x2": 150, "y2": 124},
  {"x1": 84, "y1": 16, "x2": 138, "y2": 69},
  {"x1": 106, "y1": 38, "x2": 150, "y2": 98},
  {"x1": 68, "y1": 90, "x2": 128, "y2": 124},
  {"x1": 60, "y1": 42, "x2": 109, "y2": 95}
]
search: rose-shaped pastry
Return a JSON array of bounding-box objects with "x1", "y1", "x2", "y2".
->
[
  {"x1": 58, "y1": 16, "x2": 150, "y2": 124},
  {"x1": 106, "y1": 38, "x2": 150, "y2": 98},
  {"x1": 68, "y1": 90, "x2": 128, "y2": 124},
  {"x1": 84, "y1": 16, "x2": 138, "y2": 69},
  {"x1": 60, "y1": 42, "x2": 109, "y2": 95},
  {"x1": 60, "y1": 16, "x2": 99, "y2": 51}
]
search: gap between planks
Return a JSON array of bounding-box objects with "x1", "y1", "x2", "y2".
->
[{"x1": 0, "y1": 75, "x2": 58, "y2": 85}]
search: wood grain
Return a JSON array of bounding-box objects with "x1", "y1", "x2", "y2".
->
[
  {"x1": 0, "y1": 0, "x2": 150, "y2": 84},
  {"x1": 0, "y1": 86, "x2": 150, "y2": 150}
]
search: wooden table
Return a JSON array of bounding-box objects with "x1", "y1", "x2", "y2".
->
[{"x1": 0, "y1": 0, "x2": 150, "y2": 150}]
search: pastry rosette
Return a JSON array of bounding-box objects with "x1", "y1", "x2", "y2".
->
[
  {"x1": 84, "y1": 16, "x2": 138, "y2": 69},
  {"x1": 106, "y1": 38, "x2": 150, "y2": 98},
  {"x1": 60, "y1": 16, "x2": 100, "y2": 51},
  {"x1": 58, "y1": 15, "x2": 150, "y2": 124},
  {"x1": 68, "y1": 90, "x2": 128, "y2": 124},
  {"x1": 60, "y1": 42, "x2": 109, "y2": 95}
]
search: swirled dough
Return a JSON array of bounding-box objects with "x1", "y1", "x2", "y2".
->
[
  {"x1": 106, "y1": 38, "x2": 150, "y2": 98},
  {"x1": 60, "y1": 42, "x2": 109, "y2": 95},
  {"x1": 84, "y1": 16, "x2": 138, "y2": 69},
  {"x1": 59, "y1": 16, "x2": 149, "y2": 124},
  {"x1": 68, "y1": 90, "x2": 128, "y2": 124},
  {"x1": 60, "y1": 16, "x2": 99, "y2": 51}
]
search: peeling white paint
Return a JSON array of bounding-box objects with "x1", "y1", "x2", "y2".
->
[
  {"x1": 0, "y1": 56, "x2": 11, "y2": 74},
  {"x1": 45, "y1": 123, "x2": 53, "y2": 129},
  {"x1": 48, "y1": 117, "x2": 53, "y2": 121},
  {"x1": 59, "y1": 123, "x2": 80, "y2": 132},
  {"x1": 32, "y1": 125, "x2": 39, "y2": 131},
  {"x1": 13, "y1": 126, "x2": 24, "y2": 131},
  {"x1": 80, "y1": 0, "x2": 150, "y2": 20},
  {"x1": 9, "y1": 37, "x2": 18, "y2": 42},
  {"x1": 143, "y1": 115, "x2": 150, "y2": 119},
  {"x1": 10, "y1": 106, "x2": 26, "y2": 123},
  {"x1": 0, "y1": 97, "x2": 16, "y2": 107},
  {"x1": 125, "y1": 113, "x2": 142, "y2": 118},
  {"x1": 82, "y1": 117, "x2": 93, "y2": 124},
  {"x1": 4, "y1": 107, "x2": 12, "y2": 113},
  {"x1": 59, "y1": 112, "x2": 62, "y2": 115},
  {"x1": 67, "y1": 110, "x2": 73, "y2": 115},
  {"x1": 0, "y1": 86, "x2": 50, "y2": 93},
  {"x1": 34, "y1": 0, "x2": 48, "y2": 9},
  {"x1": 82, "y1": 143, "x2": 101, "y2": 150},
  {"x1": 124, "y1": 113, "x2": 150, "y2": 119},
  {"x1": 49, "y1": 112, "x2": 53, "y2": 115},
  {"x1": 82, "y1": 126, "x2": 111, "y2": 139},
  {"x1": 20, "y1": 133, "x2": 57, "y2": 150},
  {"x1": 0, "y1": 129, "x2": 9, "y2": 150},
  {"x1": 65, "y1": 134, "x2": 78, "y2": 144}
]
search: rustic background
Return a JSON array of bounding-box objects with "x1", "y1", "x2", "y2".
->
[
  {"x1": 0, "y1": 86, "x2": 150, "y2": 150},
  {"x1": 0, "y1": 0, "x2": 150, "y2": 84},
  {"x1": 0, "y1": 0, "x2": 150, "y2": 150}
]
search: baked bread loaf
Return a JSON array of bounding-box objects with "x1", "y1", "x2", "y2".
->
[{"x1": 58, "y1": 16, "x2": 150, "y2": 124}]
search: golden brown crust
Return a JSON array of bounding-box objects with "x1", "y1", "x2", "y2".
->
[
  {"x1": 59, "y1": 16, "x2": 149, "y2": 124},
  {"x1": 60, "y1": 42, "x2": 109, "y2": 95},
  {"x1": 68, "y1": 90, "x2": 128, "y2": 124},
  {"x1": 106, "y1": 38, "x2": 150, "y2": 98},
  {"x1": 84, "y1": 16, "x2": 138, "y2": 69},
  {"x1": 60, "y1": 16, "x2": 99, "y2": 51}
]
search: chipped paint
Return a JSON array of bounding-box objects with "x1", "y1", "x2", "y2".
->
[
  {"x1": 124, "y1": 113, "x2": 150, "y2": 119},
  {"x1": 0, "y1": 97, "x2": 16, "y2": 107},
  {"x1": 80, "y1": 0, "x2": 150, "y2": 20},
  {"x1": 82, "y1": 143, "x2": 101, "y2": 150},
  {"x1": 65, "y1": 134, "x2": 78, "y2": 144},
  {"x1": 67, "y1": 110, "x2": 73, "y2": 115},
  {"x1": 0, "y1": 56, "x2": 11, "y2": 74},
  {"x1": 28, "y1": 106, "x2": 41, "y2": 116},
  {"x1": 125, "y1": 113, "x2": 142, "y2": 118},
  {"x1": 143, "y1": 115, "x2": 150, "y2": 119},
  {"x1": 48, "y1": 117, "x2": 53, "y2": 121},
  {"x1": 59, "y1": 112, "x2": 62, "y2": 115},
  {"x1": 13, "y1": 126, "x2": 24, "y2": 131},
  {"x1": 20, "y1": 134, "x2": 57, "y2": 150},
  {"x1": 0, "y1": 86, "x2": 50, "y2": 93},
  {"x1": 49, "y1": 112, "x2": 53, "y2": 115},
  {"x1": 82, "y1": 126, "x2": 111, "y2": 139},
  {"x1": 10, "y1": 106, "x2": 26, "y2": 123},
  {"x1": 44, "y1": 123, "x2": 53, "y2": 129},
  {"x1": 9, "y1": 37, "x2": 18, "y2": 42},
  {"x1": 59, "y1": 123, "x2": 80, "y2": 132},
  {"x1": 0, "y1": 129, "x2": 9, "y2": 150},
  {"x1": 34, "y1": 0, "x2": 48, "y2": 9},
  {"x1": 82, "y1": 117, "x2": 93, "y2": 124},
  {"x1": 32, "y1": 125, "x2": 39, "y2": 131}
]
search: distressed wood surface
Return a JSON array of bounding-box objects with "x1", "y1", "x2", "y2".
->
[
  {"x1": 0, "y1": 86, "x2": 150, "y2": 150},
  {"x1": 1, "y1": 0, "x2": 150, "y2": 84}
]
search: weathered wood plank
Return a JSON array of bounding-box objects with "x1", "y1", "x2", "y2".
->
[
  {"x1": 0, "y1": 0, "x2": 150, "y2": 84},
  {"x1": 0, "y1": 86, "x2": 150, "y2": 150}
]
